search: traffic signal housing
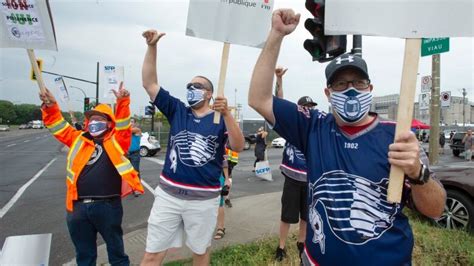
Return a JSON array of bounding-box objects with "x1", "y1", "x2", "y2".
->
[
  {"x1": 83, "y1": 97, "x2": 90, "y2": 112},
  {"x1": 304, "y1": 0, "x2": 347, "y2": 62}
]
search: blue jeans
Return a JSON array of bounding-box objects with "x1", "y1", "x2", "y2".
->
[
  {"x1": 66, "y1": 198, "x2": 129, "y2": 266},
  {"x1": 128, "y1": 151, "x2": 141, "y2": 178}
]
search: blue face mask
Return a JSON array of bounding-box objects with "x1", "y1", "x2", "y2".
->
[
  {"x1": 88, "y1": 120, "x2": 108, "y2": 137},
  {"x1": 186, "y1": 85, "x2": 206, "y2": 107},
  {"x1": 330, "y1": 87, "x2": 373, "y2": 124}
]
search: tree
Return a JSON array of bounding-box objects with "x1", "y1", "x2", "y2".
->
[
  {"x1": 13, "y1": 104, "x2": 41, "y2": 124},
  {"x1": 0, "y1": 100, "x2": 17, "y2": 124}
]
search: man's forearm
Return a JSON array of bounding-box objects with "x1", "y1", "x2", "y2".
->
[
  {"x1": 249, "y1": 30, "x2": 285, "y2": 124},
  {"x1": 142, "y1": 45, "x2": 160, "y2": 100},
  {"x1": 223, "y1": 114, "x2": 244, "y2": 152},
  {"x1": 411, "y1": 178, "x2": 446, "y2": 218}
]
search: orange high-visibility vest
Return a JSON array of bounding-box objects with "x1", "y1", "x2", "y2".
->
[
  {"x1": 226, "y1": 148, "x2": 239, "y2": 163},
  {"x1": 42, "y1": 97, "x2": 144, "y2": 212}
]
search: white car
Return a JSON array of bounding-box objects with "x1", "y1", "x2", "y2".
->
[
  {"x1": 140, "y1": 132, "x2": 161, "y2": 157},
  {"x1": 271, "y1": 137, "x2": 286, "y2": 148}
]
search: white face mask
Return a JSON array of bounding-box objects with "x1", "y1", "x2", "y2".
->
[
  {"x1": 330, "y1": 87, "x2": 373, "y2": 124},
  {"x1": 88, "y1": 120, "x2": 108, "y2": 137}
]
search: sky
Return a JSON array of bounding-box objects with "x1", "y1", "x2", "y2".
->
[{"x1": 0, "y1": 0, "x2": 473, "y2": 119}]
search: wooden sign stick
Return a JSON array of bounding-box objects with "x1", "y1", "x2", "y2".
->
[
  {"x1": 213, "y1": 42, "x2": 230, "y2": 124},
  {"x1": 26, "y1": 49, "x2": 47, "y2": 94},
  {"x1": 387, "y1": 38, "x2": 422, "y2": 203}
]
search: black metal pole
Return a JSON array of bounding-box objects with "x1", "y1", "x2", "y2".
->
[
  {"x1": 352, "y1": 35, "x2": 362, "y2": 57},
  {"x1": 96, "y1": 62, "x2": 100, "y2": 105},
  {"x1": 41, "y1": 71, "x2": 96, "y2": 84}
]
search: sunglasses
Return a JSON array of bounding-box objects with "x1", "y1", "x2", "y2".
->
[{"x1": 187, "y1": 82, "x2": 211, "y2": 91}]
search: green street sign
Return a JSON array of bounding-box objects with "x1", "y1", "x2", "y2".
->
[{"x1": 421, "y1": 38, "x2": 449, "y2": 57}]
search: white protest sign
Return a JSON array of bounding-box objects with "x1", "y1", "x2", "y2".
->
[
  {"x1": 440, "y1": 91, "x2": 451, "y2": 107},
  {"x1": 54, "y1": 76, "x2": 69, "y2": 103},
  {"x1": 186, "y1": 0, "x2": 274, "y2": 48},
  {"x1": 325, "y1": 0, "x2": 473, "y2": 38},
  {"x1": 102, "y1": 65, "x2": 124, "y2": 98},
  {"x1": 420, "y1": 75, "x2": 431, "y2": 93},
  {"x1": 0, "y1": 0, "x2": 57, "y2": 50}
]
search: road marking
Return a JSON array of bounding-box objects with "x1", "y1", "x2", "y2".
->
[
  {"x1": 36, "y1": 136, "x2": 41, "y2": 139},
  {"x1": 6, "y1": 143, "x2": 16, "y2": 147},
  {"x1": 141, "y1": 180, "x2": 155, "y2": 194},
  {"x1": 23, "y1": 140, "x2": 30, "y2": 143},
  {"x1": 0, "y1": 157, "x2": 57, "y2": 219},
  {"x1": 144, "y1": 157, "x2": 165, "y2": 165}
]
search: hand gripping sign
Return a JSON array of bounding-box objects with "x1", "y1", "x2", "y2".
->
[
  {"x1": 186, "y1": 0, "x2": 274, "y2": 123},
  {"x1": 325, "y1": 0, "x2": 473, "y2": 203},
  {"x1": 0, "y1": 0, "x2": 57, "y2": 94}
]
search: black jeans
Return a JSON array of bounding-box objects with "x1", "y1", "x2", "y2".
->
[
  {"x1": 128, "y1": 151, "x2": 141, "y2": 179},
  {"x1": 66, "y1": 198, "x2": 129, "y2": 266}
]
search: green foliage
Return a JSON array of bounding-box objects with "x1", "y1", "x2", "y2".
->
[
  {"x1": 0, "y1": 100, "x2": 17, "y2": 124},
  {"x1": 13, "y1": 104, "x2": 41, "y2": 124},
  {"x1": 165, "y1": 212, "x2": 474, "y2": 266}
]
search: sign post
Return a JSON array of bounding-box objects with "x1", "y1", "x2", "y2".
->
[
  {"x1": 186, "y1": 0, "x2": 274, "y2": 123},
  {"x1": 325, "y1": 0, "x2": 473, "y2": 203}
]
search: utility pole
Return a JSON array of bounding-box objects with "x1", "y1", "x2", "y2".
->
[
  {"x1": 96, "y1": 62, "x2": 100, "y2": 105},
  {"x1": 352, "y1": 35, "x2": 362, "y2": 57},
  {"x1": 462, "y1": 88, "x2": 466, "y2": 126},
  {"x1": 428, "y1": 54, "x2": 440, "y2": 165}
]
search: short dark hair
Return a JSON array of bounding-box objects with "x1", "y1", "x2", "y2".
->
[{"x1": 195, "y1": 75, "x2": 214, "y2": 92}]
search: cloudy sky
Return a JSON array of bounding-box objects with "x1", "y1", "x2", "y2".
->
[{"x1": 0, "y1": 0, "x2": 473, "y2": 118}]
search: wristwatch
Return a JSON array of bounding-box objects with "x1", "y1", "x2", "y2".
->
[{"x1": 409, "y1": 162, "x2": 431, "y2": 185}]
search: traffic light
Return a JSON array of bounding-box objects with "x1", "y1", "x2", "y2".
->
[
  {"x1": 304, "y1": 0, "x2": 346, "y2": 62},
  {"x1": 84, "y1": 97, "x2": 90, "y2": 112},
  {"x1": 145, "y1": 102, "x2": 155, "y2": 116}
]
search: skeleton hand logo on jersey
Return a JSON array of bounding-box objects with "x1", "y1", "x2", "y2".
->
[
  {"x1": 309, "y1": 206, "x2": 326, "y2": 254},
  {"x1": 169, "y1": 130, "x2": 218, "y2": 172},
  {"x1": 309, "y1": 170, "x2": 399, "y2": 245}
]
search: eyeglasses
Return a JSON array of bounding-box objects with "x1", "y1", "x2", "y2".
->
[
  {"x1": 187, "y1": 82, "x2": 211, "y2": 91},
  {"x1": 329, "y1": 79, "x2": 371, "y2": 91}
]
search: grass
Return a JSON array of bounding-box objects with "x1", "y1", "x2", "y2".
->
[{"x1": 165, "y1": 209, "x2": 473, "y2": 266}]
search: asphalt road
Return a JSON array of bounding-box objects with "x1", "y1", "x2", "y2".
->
[
  {"x1": 0, "y1": 129, "x2": 467, "y2": 265},
  {"x1": 0, "y1": 130, "x2": 286, "y2": 265}
]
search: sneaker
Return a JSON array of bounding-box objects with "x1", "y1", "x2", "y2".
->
[
  {"x1": 225, "y1": 199, "x2": 233, "y2": 208},
  {"x1": 297, "y1": 242, "x2": 304, "y2": 257},
  {"x1": 275, "y1": 247, "x2": 286, "y2": 261}
]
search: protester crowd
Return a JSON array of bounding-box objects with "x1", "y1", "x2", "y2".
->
[{"x1": 37, "y1": 8, "x2": 449, "y2": 266}]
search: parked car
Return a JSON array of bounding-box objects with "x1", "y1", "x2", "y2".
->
[
  {"x1": 449, "y1": 132, "x2": 468, "y2": 157},
  {"x1": 432, "y1": 166, "x2": 474, "y2": 232},
  {"x1": 30, "y1": 120, "x2": 44, "y2": 129},
  {"x1": 0, "y1": 125, "x2": 10, "y2": 132},
  {"x1": 271, "y1": 137, "x2": 286, "y2": 148},
  {"x1": 19, "y1": 124, "x2": 28, "y2": 129},
  {"x1": 244, "y1": 134, "x2": 257, "y2": 150},
  {"x1": 140, "y1": 132, "x2": 161, "y2": 157}
]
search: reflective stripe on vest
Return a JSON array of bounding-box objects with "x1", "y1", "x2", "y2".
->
[
  {"x1": 47, "y1": 118, "x2": 68, "y2": 135},
  {"x1": 116, "y1": 159, "x2": 134, "y2": 175},
  {"x1": 66, "y1": 137, "x2": 84, "y2": 183},
  {"x1": 115, "y1": 117, "x2": 131, "y2": 130}
]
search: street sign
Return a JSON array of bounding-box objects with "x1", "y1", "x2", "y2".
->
[
  {"x1": 421, "y1": 38, "x2": 450, "y2": 57},
  {"x1": 440, "y1": 91, "x2": 451, "y2": 107},
  {"x1": 419, "y1": 93, "x2": 430, "y2": 110},
  {"x1": 420, "y1": 75, "x2": 431, "y2": 93},
  {"x1": 30, "y1": 58, "x2": 42, "y2": 80}
]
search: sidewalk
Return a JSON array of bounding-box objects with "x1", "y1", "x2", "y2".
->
[{"x1": 94, "y1": 191, "x2": 282, "y2": 264}]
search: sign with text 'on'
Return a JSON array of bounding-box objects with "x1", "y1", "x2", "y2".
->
[{"x1": 0, "y1": 0, "x2": 57, "y2": 50}]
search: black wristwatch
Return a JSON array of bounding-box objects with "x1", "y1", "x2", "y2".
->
[{"x1": 408, "y1": 162, "x2": 430, "y2": 185}]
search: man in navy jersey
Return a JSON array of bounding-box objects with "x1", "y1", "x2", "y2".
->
[
  {"x1": 140, "y1": 29, "x2": 245, "y2": 265},
  {"x1": 249, "y1": 9, "x2": 446, "y2": 266},
  {"x1": 274, "y1": 66, "x2": 317, "y2": 262}
]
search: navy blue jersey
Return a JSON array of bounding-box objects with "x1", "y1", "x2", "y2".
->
[
  {"x1": 271, "y1": 96, "x2": 416, "y2": 266},
  {"x1": 280, "y1": 142, "x2": 307, "y2": 182},
  {"x1": 153, "y1": 88, "x2": 227, "y2": 200}
]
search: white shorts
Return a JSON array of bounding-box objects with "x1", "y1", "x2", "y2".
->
[{"x1": 146, "y1": 186, "x2": 219, "y2": 255}]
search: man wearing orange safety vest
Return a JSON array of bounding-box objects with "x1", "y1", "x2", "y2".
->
[
  {"x1": 39, "y1": 83, "x2": 144, "y2": 266},
  {"x1": 224, "y1": 147, "x2": 239, "y2": 207}
]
